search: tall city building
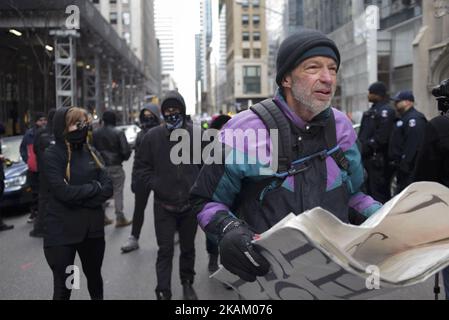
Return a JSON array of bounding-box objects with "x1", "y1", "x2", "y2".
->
[
  {"x1": 223, "y1": 0, "x2": 270, "y2": 112},
  {"x1": 196, "y1": 0, "x2": 214, "y2": 115},
  {"x1": 413, "y1": 1, "x2": 449, "y2": 119},
  {"x1": 154, "y1": 0, "x2": 177, "y2": 97},
  {"x1": 286, "y1": 0, "x2": 423, "y2": 122},
  {"x1": 285, "y1": 0, "x2": 304, "y2": 36},
  {"x1": 130, "y1": 0, "x2": 160, "y2": 96},
  {"x1": 91, "y1": 0, "x2": 160, "y2": 96},
  {"x1": 216, "y1": 2, "x2": 228, "y2": 113}
]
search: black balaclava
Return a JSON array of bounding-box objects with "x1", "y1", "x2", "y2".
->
[{"x1": 161, "y1": 91, "x2": 187, "y2": 131}]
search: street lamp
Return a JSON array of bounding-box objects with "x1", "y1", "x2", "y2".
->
[{"x1": 9, "y1": 29, "x2": 22, "y2": 37}]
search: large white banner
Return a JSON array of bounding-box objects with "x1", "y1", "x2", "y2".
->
[{"x1": 212, "y1": 182, "x2": 449, "y2": 300}]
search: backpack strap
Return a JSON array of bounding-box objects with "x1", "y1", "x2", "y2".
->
[
  {"x1": 250, "y1": 99, "x2": 292, "y2": 173},
  {"x1": 324, "y1": 109, "x2": 350, "y2": 172}
]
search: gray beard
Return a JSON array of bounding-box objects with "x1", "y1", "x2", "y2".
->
[{"x1": 291, "y1": 82, "x2": 333, "y2": 118}]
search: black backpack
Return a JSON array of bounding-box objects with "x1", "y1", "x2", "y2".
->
[{"x1": 250, "y1": 99, "x2": 350, "y2": 176}]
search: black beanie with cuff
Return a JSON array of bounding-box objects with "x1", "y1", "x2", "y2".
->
[{"x1": 276, "y1": 28, "x2": 341, "y2": 87}]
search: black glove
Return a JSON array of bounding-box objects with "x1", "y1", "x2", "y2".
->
[{"x1": 219, "y1": 220, "x2": 270, "y2": 282}]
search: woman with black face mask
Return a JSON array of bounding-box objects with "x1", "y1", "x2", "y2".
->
[{"x1": 43, "y1": 107, "x2": 113, "y2": 300}]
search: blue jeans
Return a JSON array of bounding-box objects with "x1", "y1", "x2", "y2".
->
[{"x1": 443, "y1": 267, "x2": 449, "y2": 300}]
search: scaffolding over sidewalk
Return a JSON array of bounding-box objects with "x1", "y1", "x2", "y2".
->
[{"x1": 0, "y1": 0, "x2": 154, "y2": 129}]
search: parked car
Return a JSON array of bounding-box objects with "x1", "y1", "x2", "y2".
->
[
  {"x1": 0, "y1": 135, "x2": 32, "y2": 209},
  {"x1": 116, "y1": 124, "x2": 141, "y2": 149}
]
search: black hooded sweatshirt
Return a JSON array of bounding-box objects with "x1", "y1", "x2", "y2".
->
[
  {"x1": 34, "y1": 109, "x2": 56, "y2": 193},
  {"x1": 93, "y1": 110, "x2": 131, "y2": 167},
  {"x1": 131, "y1": 105, "x2": 161, "y2": 193},
  {"x1": 43, "y1": 107, "x2": 113, "y2": 247},
  {"x1": 133, "y1": 91, "x2": 201, "y2": 210},
  {"x1": 135, "y1": 104, "x2": 161, "y2": 152}
]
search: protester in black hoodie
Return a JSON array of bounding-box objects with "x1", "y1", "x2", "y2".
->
[
  {"x1": 121, "y1": 104, "x2": 161, "y2": 253},
  {"x1": 43, "y1": 107, "x2": 113, "y2": 300},
  {"x1": 30, "y1": 109, "x2": 56, "y2": 238},
  {"x1": 134, "y1": 91, "x2": 200, "y2": 300}
]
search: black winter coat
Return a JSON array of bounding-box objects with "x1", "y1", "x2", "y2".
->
[
  {"x1": 43, "y1": 107, "x2": 113, "y2": 247},
  {"x1": 414, "y1": 115, "x2": 449, "y2": 188},
  {"x1": 131, "y1": 106, "x2": 161, "y2": 193},
  {"x1": 92, "y1": 125, "x2": 131, "y2": 167},
  {"x1": 359, "y1": 101, "x2": 396, "y2": 158},
  {"x1": 134, "y1": 123, "x2": 201, "y2": 210}
]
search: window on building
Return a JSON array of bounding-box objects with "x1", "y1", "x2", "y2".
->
[
  {"x1": 243, "y1": 49, "x2": 250, "y2": 58},
  {"x1": 253, "y1": 14, "x2": 260, "y2": 26},
  {"x1": 252, "y1": 0, "x2": 260, "y2": 8},
  {"x1": 122, "y1": 12, "x2": 130, "y2": 25},
  {"x1": 242, "y1": 32, "x2": 250, "y2": 41},
  {"x1": 243, "y1": 66, "x2": 261, "y2": 94},
  {"x1": 123, "y1": 32, "x2": 131, "y2": 44},
  {"x1": 110, "y1": 0, "x2": 117, "y2": 4},
  {"x1": 253, "y1": 31, "x2": 261, "y2": 41},
  {"x1": 92, "y1": 0, "x2": 100, "y2": 4},
  {"x1": 253, "y1": 48, "x2": 261, "y2": 58},
  {"x1": 240, "y1": 0, "x2": 249, "y2": 8},
  {"x1": 110, "y1": 12, "x2": 118, "y2": 24},
  {"x1": 242, "y1": 14, "x2": 249, "y2": 25}
]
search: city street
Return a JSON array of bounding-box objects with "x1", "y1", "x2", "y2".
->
[
  {"x1": 0, "y1": 155, "x2": 445, "y2": 300},
  {"x1": 0, "y1": 155, "x2": 237, "y2": 300}
]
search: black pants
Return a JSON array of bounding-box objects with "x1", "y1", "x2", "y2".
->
[
  {"x1": 44, "y1": 237, "x2": 105, "y2": 300},
  {"x1": 131, "y1": 187, "x2": 151, "y2": 239},
  {"x1": 33, "y1": 189, "x2": 49, "y2": 233},
  {"x1": 154, "y1": 203, "x2": 197, "y2": 297},
  {"x1": 364, "y1": 156, "x2": 392, "y2": 203},
  {"x1": 27, "y1": 171, "x2": 39, "y2": 215},
  {"x1": 206, "y1": 237, "x2": 219, "y2": 256}
]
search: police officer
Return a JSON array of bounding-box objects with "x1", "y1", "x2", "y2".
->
[
  {"x1": 388, "y1": 91, "x2": 426, "y2": 195},
  {"x1": 359, "y1": 82, "x2": 396, "y2": 203},
  {"x1": 413, "y1": 78, "x2": 449, "y2": 299}
]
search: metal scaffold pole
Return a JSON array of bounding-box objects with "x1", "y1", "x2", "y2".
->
[{"x1": 51, "y1": 30, "x2": 79, "y2": 109}]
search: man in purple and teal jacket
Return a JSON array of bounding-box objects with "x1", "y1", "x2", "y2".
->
[{"x1": 190, "y1": 28, "x2": 382, "y2": 283}]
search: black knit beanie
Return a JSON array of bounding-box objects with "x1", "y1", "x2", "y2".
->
[
  {"x1": 368, "y1": 82, "x2": 388, "y2": 97},
  {"x1": 276, "y1": 28, "x2": 341, "y2": 87}
]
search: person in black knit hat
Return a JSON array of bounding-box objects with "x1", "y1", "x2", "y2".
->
[
  {"x1": 134, "y1": 91, "x2": 201, "y2": 300},
  {"x1": 191, "y1": 28, "x2": 382, "y2": 283}
]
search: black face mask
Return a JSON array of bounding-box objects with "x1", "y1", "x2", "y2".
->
[
  {"x1": 65, "y1": 127, "x2": 88, "y2": 145},
  {"x1": 142, "y1": 116, "x2": 159, "y2": 129},
  {"x1": 165, "y1": 113, "x2": 184, "y2": 130}
]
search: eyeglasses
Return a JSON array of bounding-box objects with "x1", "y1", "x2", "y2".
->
[{"x1": 75, "y1": 120, "x2": 88, "y2": 130}]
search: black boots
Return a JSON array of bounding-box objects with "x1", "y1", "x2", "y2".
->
[
  {"x1": 208, "y1": 254, "x2": 219, "y2": 274},
  {"x1": 155, "y1": 282, "x2": 198, "y2": 300},
  {"x1": 182, "y1": 281, "x2": 198, "y2": 300},
  {"x1": 156, "y1": 290, "x2": 172, "y2": 300}
]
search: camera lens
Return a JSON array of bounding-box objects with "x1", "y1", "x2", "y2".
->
[{"x1": 432, "y1": 79, "x2": 449, "y2": 98}]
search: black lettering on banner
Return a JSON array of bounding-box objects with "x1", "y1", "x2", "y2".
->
[
  {"x1": 275, "y1": 281, "x2": 319, "y2": 300},
  {"x1": 308, "y1": 267, "x2": 372, "y2": 299}
]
